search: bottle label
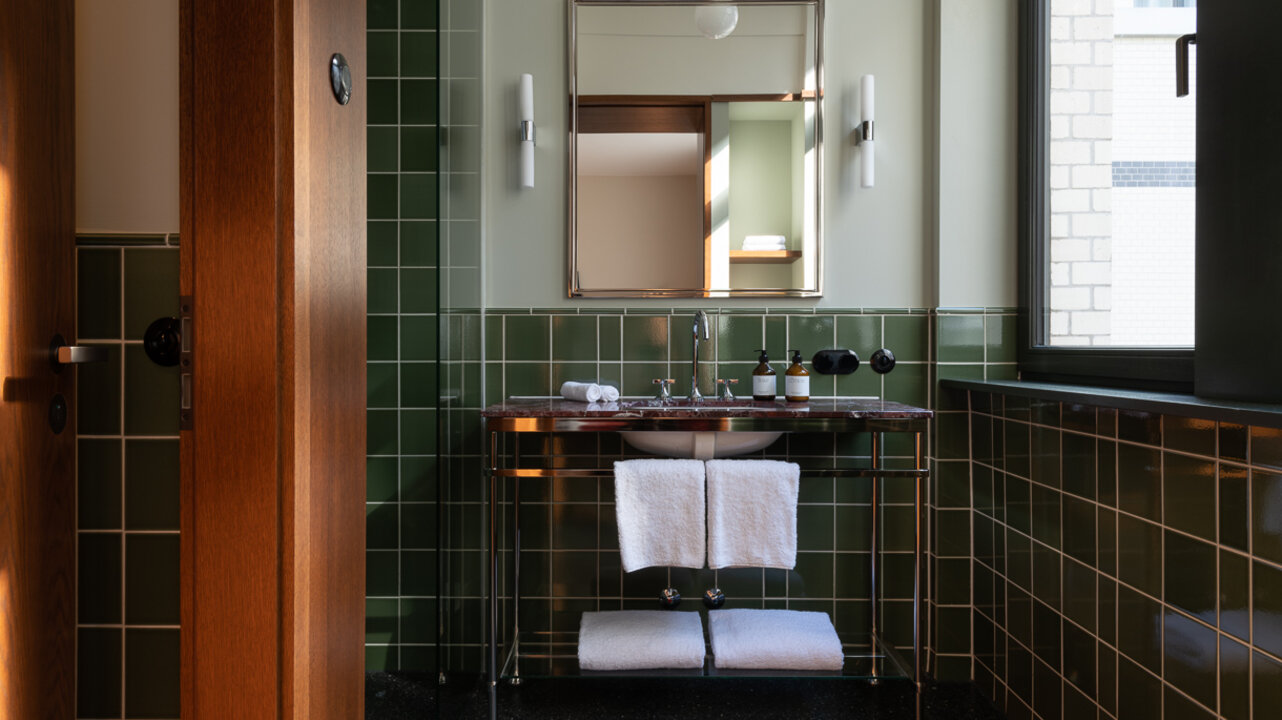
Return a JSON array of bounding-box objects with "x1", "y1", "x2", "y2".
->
[
  {"x1": 753, "y1": 375, "x2": 776, "y2": 397},
  {"x1": 786, "y1": 375, "x2": 809, "y2": 399}
]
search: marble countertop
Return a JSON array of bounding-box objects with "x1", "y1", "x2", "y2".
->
[{"x1": 481, "y1": 397, "x2": 933, "y2": 420}]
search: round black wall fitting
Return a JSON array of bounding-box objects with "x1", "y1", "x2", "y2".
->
[{"x1": 143, "y1": 317, "x2": 182, "y2": 367}]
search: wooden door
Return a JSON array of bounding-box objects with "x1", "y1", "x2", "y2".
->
[
  {"x1": 0, "y1": 0, "x2": 77, "y2": 718},
  {"x1": 180, "y1": 0, "x2": 366, "y2": 717}
]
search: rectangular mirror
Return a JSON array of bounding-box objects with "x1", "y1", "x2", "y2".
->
[{"x1": 569, "y1": 0, "x2": 824, "y2": 298}]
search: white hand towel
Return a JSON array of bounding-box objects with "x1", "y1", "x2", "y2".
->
[
  {"x1": 706, "y1": 459, "x2": 799, "y2": 569},
  {"x1": 600, "y1": 384, "x2": 620, "y2": 402},
  {"x1": 742, "y1": 234, "x2": 787, "y2": 250},
  {"x1": 578, "y1": 611, "x2": 707, "y2": 671},
  {"x1": 708, "y1": 609, "x2": 844, "y2": 671},
  {"x1": 614, "y1": 459, "x2": 707, "y2": 572},
  {"x1": 561, "y1": 381, "x2": 603, "y2": 403}
]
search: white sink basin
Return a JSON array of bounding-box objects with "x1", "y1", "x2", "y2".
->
[{"x1": 619, "y1": 431, "x2": 783, "y2": 460}]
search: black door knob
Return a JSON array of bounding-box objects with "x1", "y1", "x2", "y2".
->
[{"x1": 143, "y1": 317, "x2": 182, "y2": 367}]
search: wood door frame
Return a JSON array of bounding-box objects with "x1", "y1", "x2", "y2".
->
[{"x1": 179, "y1": 0, "x2": 366, "y2": 717}]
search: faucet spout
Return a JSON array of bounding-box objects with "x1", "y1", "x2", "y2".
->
[{"x1": 690, "y1": 311, "x2": 709, "y2": 402}]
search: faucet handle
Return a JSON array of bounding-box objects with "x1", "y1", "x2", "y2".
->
[
  {"x1": 652, "y1": 378, "x2": 675, "y2": 402},
  {"x1": 716, "y1": 379, "x2": 738, "y2": 400}
]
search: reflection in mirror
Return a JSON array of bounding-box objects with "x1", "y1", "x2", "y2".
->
[{"x1": 569, "y1": 1, "x2": 823, "y2": 298}]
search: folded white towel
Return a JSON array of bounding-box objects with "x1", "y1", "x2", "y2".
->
[
  {"x1": 561, "y1": 381, "x2": 603, "y2": 403},
  {"x1": 706, "y1": 460, "x2": 799, "y2": 569},
  {"x1": 708, "y1": 609, "x2": 844, "y2": 671},
  {"x1": 600, "y1": 384, "x2": 620, "y2": 402},
  {"x1": 614, "y1": 459, "x2": 707, "y2": 572},
  {"x1": 578, "y1": 611, "x2": 707, "y2": 671},
  {"x1": 742, "y1": 234, "x2": 787, "y2": 250}
]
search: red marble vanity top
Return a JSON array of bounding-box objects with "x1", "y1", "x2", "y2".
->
[{"x1": 480, "y1": 397, "x2": 933, "y2": 419}]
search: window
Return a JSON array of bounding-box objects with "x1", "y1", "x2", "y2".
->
[{"x1": 1020, "y1": 0, "x2": 1196, "y2": 389}]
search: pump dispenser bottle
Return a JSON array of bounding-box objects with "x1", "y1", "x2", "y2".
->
[
  {"x1": 751, "y1": 349, "x2": 777, "y2": 401},
  {"x1": 785, "y1": 350, "x2": 810, "y2": 402}
]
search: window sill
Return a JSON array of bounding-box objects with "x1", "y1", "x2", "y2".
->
[{"x1": 939, "y1": 378, "x2": 1282, "y2": 430}]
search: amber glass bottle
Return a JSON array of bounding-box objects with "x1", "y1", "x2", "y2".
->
[
  {"x1": 785, "y1": 350, "x2": 810, "y2": 402},
  {"x1": 751, "y1": 349, "x2": 776, "y2": 401}
]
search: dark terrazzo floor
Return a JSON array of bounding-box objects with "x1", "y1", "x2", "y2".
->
[{"x1": 367, "y1": 673, "x2": 1007, "y2": 719}]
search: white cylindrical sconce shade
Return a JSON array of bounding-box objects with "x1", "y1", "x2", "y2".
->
[
  {"x1": 519, "y1": 73, "x2": 535, "y2": 188},
  {"x1": 860, "y1": 74, "x2": 875, "y2": 188}
]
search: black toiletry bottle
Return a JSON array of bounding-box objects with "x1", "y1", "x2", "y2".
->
[
  {"x1": 752, "y1": 350, "x2": 777, "y2": 401},
  {"x1": 785, "y1": 350, "x2": 810, "y2": 403}
]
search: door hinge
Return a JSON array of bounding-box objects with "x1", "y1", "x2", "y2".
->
[{"x1": 179, "y1": 295, "x2": 194, "y2": 430}]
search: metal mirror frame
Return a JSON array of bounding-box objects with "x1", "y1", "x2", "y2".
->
[{"x1": 567, "y1": 0, "x2": 825, "y2": 299}]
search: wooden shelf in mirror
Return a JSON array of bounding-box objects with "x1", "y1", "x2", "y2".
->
[{"x1": 728, "y1": 250, "x2": 802, "y2": 264}]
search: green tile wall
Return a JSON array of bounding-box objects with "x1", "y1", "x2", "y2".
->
[
  {"x1": 75, "y1": 235, "x2": 181, "y2": 720},
  {"x1": 964, "y1": 392, "x2": 1282, "y2": 720},
  {"x1": 364, "y1": 0, "x2": 444, "y2": 676}
]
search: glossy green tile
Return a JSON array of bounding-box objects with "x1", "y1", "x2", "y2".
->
[
  {"x1": 550, "y1": 504, "x2": 597, "y2": 550},
  {"x1": 368, "y1": 172, "x2": 398, "y2": 219},
  {"x1": 401, "y1": 502, "x2": 436, "y2": 550},
  {"x1": 1118, "y1": 411, "x2": 1161, "y2": 445},
  {"x1": 1098, "y1": 507, "x2": 1117, "y2": 575},
  {"x1": 123, "y1": 346, "x2": 179, "y2": 436},
  {"x1": 622, "y1": 316, "x2": 668, "y2": 362},
  {"x1": 79, "y1": 533, "x2": 121, "y2": 624},
  {"x1": 79, "y1": 439, "x2": 122, "y2": 530},
  {"x1": 1163, "y1": 685, "x2": 1214, "y2": 720},
  {"x1": 986, "y1": 314, "x2": 1017, "y2": 363},
  {"x1": 505, "y1": 363, "x2": 550, "y2": 397},
  {"x1": 791, "y1": 552, "x2": 834, "y2": 598},
  {"x1": 367, "y1": 550, "x2": 398, "y2": 596},
  {"x1": 77, "y1": 248, "x2": 121, "y2": 339},
  {"x1": 1165, "y1": 415, "x2": 1216, "y2": 458},
  {"x1": 598, "y1": 315, "x2": 621, "y2": 361},
  {"x1": 765, "y1": 315, "x2": 787, "y2": 360},
  {"x1": 1032, "y1": 541, "x2": 1061, "y2": 610},
  {"x1": 1031, "y1": 426, "x2": 1061, "y2": 489},
  {"x1": 936, "y1": 605, "x2": 970, "y2": 654},
  {"x1": 400, "y1": 79, "x2": 438, "y2": 124},
  {"x1": 1062, "y1": 404, "x2": 1096, "y2": 434},
  {"x1": 366, "y1": 457, "x2": 398, "y2": 504},
  {"x1": 400, "y1": 221, "x2": 437, "y2": 267},
  {"x1": 1117, "y1": 584, "x2": 1162, "y2": 674},
  {"x1": 1031, "y1": 657, "x2": 1061, "y2": 720},
  {"x1": 366, "y1": 597, "x2": 399, "y2": 645},
  {"x1": 1062, "y1": 496, "x2": 1094, "y2": 567},
  {"x1": 1117, "y1": 514, "x2": 1161, "y2": 598},
  {"x1": 1117, "y1": 443, "x2": 1161, "y2": 522},
  {"x1": 788, "y1": 315, "x2": 835, "y2": 356},
  {"x1": 400, "y1": 315, "x2": 437, "y2": 361},
  {"x1": 835, "y1": 315, "x2": 880, "y2": 355},
  {"x1": 78, "y1": 628, "x2": 122, "y2": 718},
  {"x1": 77, "y1": 344, "x2": 122, "y2": 435},
  {"x1": 125, "y1": 534, "x2": 178, "y2": 625},
  {"x1": 401, "y1": 126, "x2": 439, "y2": 172},
  {"x1": 368, "y1": 315, "x2": 398, "y2": 361},
  {"x1": 1253, "y1": 470, "x2": 1282, "y2": 565},
  {"x1": 1219, "y1": 422, "x2": 1247, "y2": 464},
  {"x1": 399, "y1": 409, "x2": 435, "y2": 455},
  {"x1": 717, "y1": 315, "x2": 764, "y2": 364},
  {"x1": 1098, "y1": 439, "x2": 1117, "y2": 507},
  {"x1": 1220, "y1": 635, "x2": 1250, "y2": 720},
  {"x1": 1061, "y1": 432, "x2": 1095, "y2": 500},
  {"x1": 1063, "y1": 559, "x2": 1096, "y2": 633},
  {"x1": 935, "y1": 557, "x2": 970, "y2": 605},
  {"x1": 1063, "y1": 684, "x2": 1097, "y2": 720},
  {"x1": 124, "y1": 439, "x2": 178, "y2": 531},
  {"x1": 400, "y1": 30, "x2": 437, "y2": 76},
  {"x1": 883, "y1": 363, "x2": 927, "y2": 408},
  {"x1": 400, "y1": 456, "x2": 437, "y2": 503},
  {"x1": 1252, "y1": 425, "x2": 1282, "y2": 470},
  {"x1": 368, "y1": 220, "x2": 398, "y2": 267},
  {"x1": 1098, "y1": 575, "x2": 1117, "y2": 646},
  {"x1": 365, "y1": 644, "x2": 396, "y2": 672},
  {"x1": 796, "y1": 505, "x2": 834, "y2": 552},
  {"x1": 1098, "y1": 640, "x2": 1118, "y2": 716},
  {"x1": 552, "y1": 315, "x2": 597, "y2": 362},
  {"x1": 368, "y1": 0, "x2": 397, "y2": 29},
  {"x1": 400, "y1": 597, "x2": 436, "y2": 644},
  {"x1": 368, "y1": 362, "x2": 398, "y2": 408},
  {"x1": 505, "y1": 315, "x2": 550, "y2": 362},
  {"x1": 1253, "y1": 560, "x2": 1282, "y2": 659},
  {"x1": 883, "y1": 315, "x2": 928, "y2": 363},
  {"x1": 367, "y1": 410, "x2": 398, "y2": 455},
  {"x1": 401, "y1": 0, "x2": 438, "y2": 30},
  {"x1": 399, "y1": 172, "x2": 438, "y2": 220},
  {"x1": 366, "y1": 503, "x2": 398, "y2": 549},
  {"x1": 1163, "y1": 452, "x2": 1217, "y2": 541},
  {"x1": 936, "y1": 412, "x2": 969, "y2": 460},
  {"x1": 368, "y1": 268, "x2": 398, "y2": 313},
  {"x1": 1062, "y1": 619, "x2": 1095, "y2": 696},
  {"x1": 550, "y1": 551, "x2": 597, "y2": 597},
  {"x1": 937, "y1": 314, "x2": 984, "y2": 363},
  {"x1": 400, "y1": 361, "x2": 437, "y2": 408},
  {"x1": 1255, "y1": 651, "x2": 1282, "y2": 720},
  {"x1": 1006, "y1": 418, "x2": 1031, "y2": 479},
  {"x1": 1164, "y1": 531, "x2": 1216, "y2": 616},
  {"x1": 1162, "y1": 611, "x2": 1217, "y2": 713},
  {"x1": 1006, "y1": 476, "x2": 1032, "y2": 537},
  {"x1": 125, "y1": 629, "x2": 179, "y2": 718},
  {"x1": 1219, "y1": 549, "x2": 1250, "y2": 642},
  {"x1": 367, "y1": 30, "x2": 398, "y2": 77}
]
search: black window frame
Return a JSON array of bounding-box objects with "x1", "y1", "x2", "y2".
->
[{"x1": 1017, "y1": 0, "x2": 1195, "y2": 392}]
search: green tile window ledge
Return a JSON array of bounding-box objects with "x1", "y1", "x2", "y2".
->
[{"x1": 941, "y1": 379, "x2": 1282, "y2": 430}]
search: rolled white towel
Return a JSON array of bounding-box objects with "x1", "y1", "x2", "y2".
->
[
  {"x1": 561, "y1": 381, "x2": 603, "y2": 403},
  {"x1": 599, "y1": 384, "x2": 620, "y2": 402}
]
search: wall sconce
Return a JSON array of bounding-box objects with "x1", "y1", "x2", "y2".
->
[
  {"x1": 519, "y1": 73, "x2": 535, "y2": 188},
  {"x1": 854, "y1": 74, "x2": 875, "y2": 188}
]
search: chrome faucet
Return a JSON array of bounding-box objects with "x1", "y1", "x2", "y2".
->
[{"x1": 690, "y1": 310, "x2": 709, "y2": 402}]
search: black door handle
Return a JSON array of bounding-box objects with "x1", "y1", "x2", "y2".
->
[{"x1": 1176, "y1": 33, "x2": 1197, "y2": 98}]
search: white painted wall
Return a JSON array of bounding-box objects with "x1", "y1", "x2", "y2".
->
[
  {"x1": 483, "y1": 0, "x2": 1018, "y2": 309},
  {"x1": 76, "y1": 0, "x2": 179, "y2": 234},
  {"x1": 577, "y1": 175, "x2": 704, "y2": 290}
]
